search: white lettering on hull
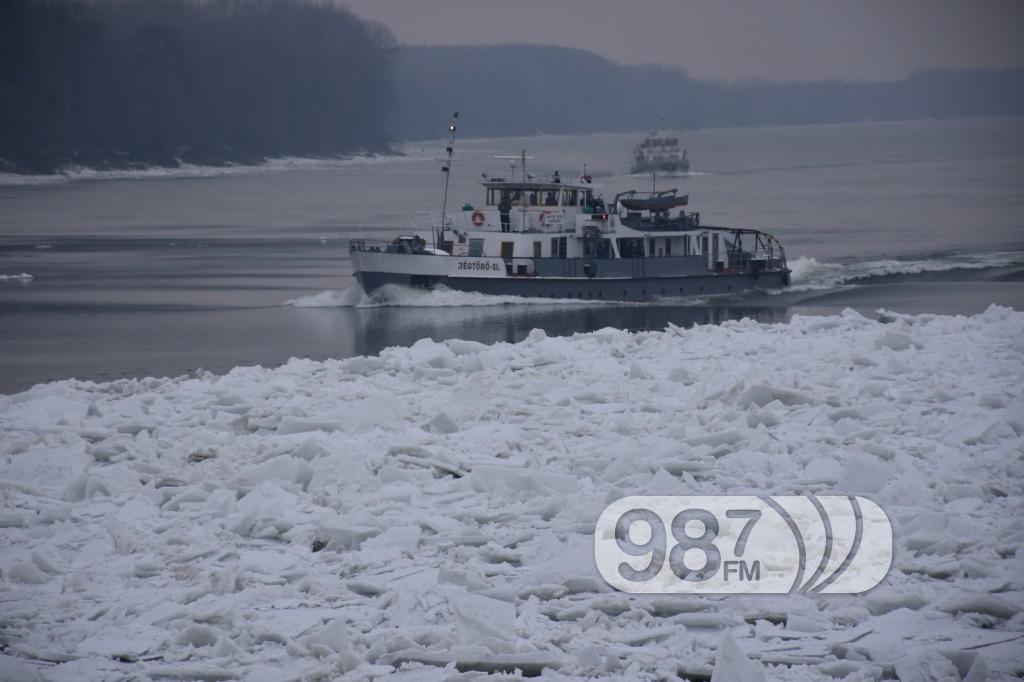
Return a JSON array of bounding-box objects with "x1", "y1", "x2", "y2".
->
[{"x1": 446, "y1": 258, "x2": 507, "y2": 278}]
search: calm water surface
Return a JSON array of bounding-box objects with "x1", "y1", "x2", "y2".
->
[{"x1": 1, "y1": 118, "x2": 1022, "y2": 392}]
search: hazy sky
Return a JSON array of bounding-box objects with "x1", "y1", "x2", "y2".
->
[{"x1": 342, "y1": 0, "x2": 1024, "y2": 82}]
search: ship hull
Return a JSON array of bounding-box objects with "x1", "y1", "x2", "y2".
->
[
  {"x1": 630, "y1": 160, "x2": 691, "y2": 175},
  {"x1": 354, "y1": 268, "x2": 789, "y2": 302}
]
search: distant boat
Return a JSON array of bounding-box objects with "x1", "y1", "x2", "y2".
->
[{"x1": 631, "y1": 131, "x2": 690, "y2": 174}]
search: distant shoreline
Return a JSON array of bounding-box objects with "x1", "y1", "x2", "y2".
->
[
  {"x1": 6, "y1": 115, "x2": 1023, "y2": 181},
  {"x1": 0, "y1": 150, "x2": 407, "y2": 184},
  {"x1": 397, "y1": 114, "x2": 1024, "y2": 147}
]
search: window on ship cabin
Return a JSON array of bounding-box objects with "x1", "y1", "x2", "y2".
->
[{"x1": 469, "y1": 238, "x2": 485, "y2": 257}]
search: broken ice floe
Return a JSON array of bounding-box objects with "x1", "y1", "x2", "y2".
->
[{"x1": 1, "y1": 305, "x2": 1022, "y2": 679}]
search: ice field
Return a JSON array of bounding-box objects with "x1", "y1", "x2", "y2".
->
[{"x1": 1, "y1": 306, "x2": 1022, "y2": 680}]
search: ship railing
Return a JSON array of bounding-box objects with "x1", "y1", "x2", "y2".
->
[
  {"x1": 720, "y1": 228, "x2": 788, "y2": 270},
  {"x1": 349, "y1": 238, "x2": 411, "y2": 253}
]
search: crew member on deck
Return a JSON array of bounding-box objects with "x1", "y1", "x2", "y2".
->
[{"x1": 498, "y1": 194, "x2": 512, "y2": 232}]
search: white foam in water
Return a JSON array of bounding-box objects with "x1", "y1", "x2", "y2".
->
[
  {"x1": 1, "y1": 306, "x2": 1022, "y2": 679},
  {"x1": 787, "y1": 250, "x2": 1024, "y2": 292},
  {"x1": 288, "y1": 252, "x2": 1024, "y2": 309},
  {"x1": 0, "y1": 273, "x2": 34, "y2": 281},
  {"x1": 285, "y1": 283, "x2": 607, "y2": 308}
]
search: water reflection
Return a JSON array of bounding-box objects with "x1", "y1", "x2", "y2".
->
[{"x1": 340, "y1": 301, "x2": 791, "y2": 357}]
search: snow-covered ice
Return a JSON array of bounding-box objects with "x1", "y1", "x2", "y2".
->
[{"x1": 1, "y1": 306, "x2": 1022, "y2": 680}]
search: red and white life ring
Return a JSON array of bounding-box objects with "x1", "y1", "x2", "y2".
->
[{"x1": 471, "y1": 210, "x2": 486, "y2": 226}]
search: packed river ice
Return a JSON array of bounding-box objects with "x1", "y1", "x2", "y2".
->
[{"x1": 2, "y1": 306, "x2": 1022, "y2": 680}]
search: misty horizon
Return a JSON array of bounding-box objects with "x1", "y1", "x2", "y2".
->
[
  {"x1": 3, "y1": 0, "x2": 1023, "y2": 175},
  {"x1": 343, "y1": 0, "x2": 1024, "y2": 83}
]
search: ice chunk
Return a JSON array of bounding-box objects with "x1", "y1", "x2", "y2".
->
[
  {"x1": 735, "y1": 383, "x2": 815, "y2": 408},
  {"x1": 0, "y1": 654, "x2": 43, "y2": 682},
  {"x1": 894, "y1": 653, "x2": 962, "y2": 682},
  {"x1": 711, "y1": 633, "x2": 766, "y2": 682},
  {"x1": 668, "y1": 366, "x2": 697, "y2": 384},
  {"x1": 275, "y1": 417, "x2": 341, "y2": 434},
  {"x1": 238, "y1": 455, "x2": 314, "y2": 490},
  {"x1": 62, "y1": 474, "x2": 110, "y2": 501},
  {"x1": 362, "y1": 525, "x2": 422, "y2": 554},
  {"x1": 470, "y1": 465, "x2": 578, "y2": 496},
  {"x1": 934, "y1": 592, "x2": 1018, "y2": 619},
  {"x1": 339, "y1": 355, "x2": 387, "y2": 375},
  {"x1": 5, "y1": 562, "x2": 50, "y2": 584},
  {"x1": 452, "y1": 589, "x2": 516, "y2": 646},
  {"x1": 865, "y1": 588, "x2": 930, "y2": 615},
  {"x1": 5, "y1": 395, "x2": 88, "y2": 426},
  {"x1": 686, "y1": 429, "x2": 747, "y2": 448},
  {"x1": 874, "y1": 330, "x2": 921, "y2": 351},
  {"x1": 839, "y1": 453, "x2": 892, "y2": 494},
  {"x1": 176, "y1": 624, "x2": 220, "y2": 648},
  {"x1": 628, "y1": 362, "x2": 651, "y2": 380},
  {"x1": 424, "y1": 411, "x2": 459, "y2": 434}
]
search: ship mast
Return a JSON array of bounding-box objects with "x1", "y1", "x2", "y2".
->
[
  {"x1": 494, "y1": 149, "x2": 533, "y2": 232},
  {"x1": 437, "y1": 112, "x2": 458, "y2": 250}
]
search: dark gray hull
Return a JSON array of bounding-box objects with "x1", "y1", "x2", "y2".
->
[
  {"x1": 355, "y1": 269, "x2": 789, "y2": 301},
  {"x1": 631, "y1": 161, "x2": 691, "y2": 175}
]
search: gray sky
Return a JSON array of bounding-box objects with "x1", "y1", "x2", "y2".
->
[{"x1": 342, "y1": 0, "x2": 1024, "y2": 82}]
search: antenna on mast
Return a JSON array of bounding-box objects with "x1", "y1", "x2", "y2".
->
[
  {"x1": 493, "y1": 150, "x2": 533, "y2": 182},
  {"x1": 494, "y1": 150, "x2": 534, "y2": 232},
  {"x1": 438, "y1": 112, "x2": 458, "y2": 250}
]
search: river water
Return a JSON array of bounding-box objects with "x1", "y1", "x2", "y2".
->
[{"x1": 1, "y1": 118, "x2": 1022, "y2": 392}]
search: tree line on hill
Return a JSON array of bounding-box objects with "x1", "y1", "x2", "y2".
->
[
  {"x1": 0, "y1": 0, "x2": 395, "y2": 173},
  {"x1": 3, "y1": 2, "x2": 1023, "y2": 174},
  {"x1": 392, "y1": 45, "x2": 1024, "y2": 139}
]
